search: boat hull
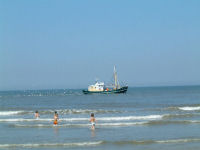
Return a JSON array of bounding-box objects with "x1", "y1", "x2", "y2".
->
[{"x1": 82, "y1": 86, "x2": 128, "y2": 94}]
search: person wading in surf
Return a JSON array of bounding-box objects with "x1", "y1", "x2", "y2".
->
[
  {"x1": 90, "y1": 113, "x2": 96, "y2": 130},
  {"x1": 35, "y1": 110, "x2": 40, "y2": 119},
  {"x1": 54, "y1": 111, "x2": 59, "y2": 125}
]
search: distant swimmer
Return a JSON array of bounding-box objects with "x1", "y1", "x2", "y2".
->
[
  {"x1": 53, "y1": 111, "x2": 59, "y2": 125},
  {"x1": 35, "y1": 110, "x2": 40, "y2": 119},
  {"x1": 90, "y1": 113, "x2": 96, "y2": 130}
]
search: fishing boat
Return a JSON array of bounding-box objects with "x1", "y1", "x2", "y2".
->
[{"x1": 83, "y1": 66, "x2": 128, "y2": 94}]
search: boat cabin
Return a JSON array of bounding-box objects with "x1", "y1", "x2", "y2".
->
[{"x1": 88, "y1": 82, "x2": 105, "y2": 92}]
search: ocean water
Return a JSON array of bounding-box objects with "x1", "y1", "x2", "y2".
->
[{"x1": 0, "y1": 86, "x2": 200, "y2": 150}]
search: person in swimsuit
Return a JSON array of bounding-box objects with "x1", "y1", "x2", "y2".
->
[
  {"x1": 90, "y1": 113, "x2": 96, "y2": 130},
  {"x1": 54, "y1": 111, "x2": 59, "y2": 125},
  {"x1": 35, "y1": 110, "x2": 39, "y2": 119}
]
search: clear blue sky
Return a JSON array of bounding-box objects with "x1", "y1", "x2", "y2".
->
[{"x1": 0, "y1": 0, "x2": 200, "y2": 90}]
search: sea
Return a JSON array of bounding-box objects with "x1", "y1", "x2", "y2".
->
[{"x1": 0, "y1": 86, "x2": 200, "y2": 150}]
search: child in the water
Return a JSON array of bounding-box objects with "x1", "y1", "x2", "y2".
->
[
  {"x1": 35, "y1": 110, "x2": 39, "y2": 119},
  {"x1": 90, "y1": 113, "x2": 96, "y2": 130},
  {"x1": 54, "y1": 111, "x2": 59, "y2": 125}
]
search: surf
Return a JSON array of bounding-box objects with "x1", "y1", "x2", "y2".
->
[
  {"x1": 12, "y1": 122, "x2": 148, "y2": 128},
  {"x1": 0, "y1": 111, "x2": 25, "y2": 116},
  {"x1": 0, "y1": 118, "x2": 53, "y2": 122},
  {"x1": 0, "y1": 141, "x2": 103, "y2": 148},
  {"x1": 1, "y1": 138, "x2": 200, "y2": 148},
  {"x1": 11, "y1": 120, "x2": 200, "y2": 128},
  {"x1": 97, "y1": 115, "x2": 163, "y2": 121},
  {"x1": 111, "y1": 138, "x2": 200, "y2": 145},
  {"x1": 0, "y1": 115, "x2": 163, "y2": 122},
  {"x1": 167, "y1": 105, "x2": 200, "y2": 111},
  {"x1": 178, "y1": 106, "x2": 200, "y2": 111},
  {"x1": 0, "y1": 109, "x2": 122, "y2": 116}
]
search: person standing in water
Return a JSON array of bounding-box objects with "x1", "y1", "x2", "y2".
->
[
  {"x1": 54, "y1": 111, "x2": 59, "y2": 125},
  {"x1": 90, "y1": 113, "x2": 96, "y2": 130},
  {"x1": 35, "y1": 110, "x2": 39, "y2": 119}
]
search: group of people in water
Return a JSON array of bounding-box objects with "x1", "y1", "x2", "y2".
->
[{"x1": 34, "y1": 110, "x2": 96, "y2": 130}]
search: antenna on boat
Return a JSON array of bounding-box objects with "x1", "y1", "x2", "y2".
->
[{"x1": 95, "y1": 77, "x2": 99, "y2": 83}]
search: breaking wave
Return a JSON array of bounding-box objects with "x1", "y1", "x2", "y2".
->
[
  {"x1": 97, "y1": 115, "x2": 162, "y2": 121},
  {"x1": 112, "y1": 138, "x2": 200, "y2": 145},
  {"x1": 145, "y1": 120, "x2": 200, "y2": 125},
  {"x1": 0, "y1": 109, "x2": 122, "y2": 116},
  {"x1": 0, "y1": 138, "x2": 200, "y2": 148},
  {"x1": 12, "y1": 122, "x2": 147, "y2": 128},
  {"x1": 60, "y1": 115, "x2": 162, "y2": 122},
  {"x1": 0, "y1": 118, "x2": 53, "y2": 122},
  {"x1": 163, "y1": 113, "x2": 198, "y2": 119},
  {"x1": 167, "y1": 106, "x2": 200, "y2": 111},
  {"x1": 11, "y1": 120, "x2": 200, "y2": 128},
  {"x1": 0, "y1": 115, "x2": 162, "y2": 122},
  {"x1": 41, "y1": 109, "x2": 122, "y2": 114},
  {"x1": 178, "y1": 106, "x2": 200, "y2": 111},
  {"x1": 0, "y1": 141, "x2": 103, "y2": 148},
  {"x1": 0, "y1": 111, "x2": 25, "y2": 116},
  {"x1": 1, "y1": 113, "x2": 199, "y2": 124}
]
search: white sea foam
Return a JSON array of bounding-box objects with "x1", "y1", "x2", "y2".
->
[
  {"x1": 58, "y1": 109, "x2": 121, "y2": 114},
  {"x1": 114, "y1": 138, "x2": 200, "y2": 145},
  {"x1": 0, "y1": 115, "x2": 162, "y2": 122},
  {"x1": 156, "y1": 138, "x2": 200, "y2": 143},
  {"x1": 0, "y1": 141, "x2": 103, "y2": 148},
  {"x1": 2, "y1": 138, "x2": 198, "y2": 148},
  {"x1": 178, "y1": 106, "x2": 200, "y2": 111},
  {"x1": 13, "y1": 122, "x2": 147, "y2": 128},
  {"x1": 98, "y1": 122, "x2": 147, "y2": 126},
  {"x1": 189, "y1": 120, "x2": 200, "y2": 123},
  {"x1": 38, "y1": 109, "x2": 121, "y2": 114},
  {"x1": 0, "y1": 111, "x2": 24, "y2": 116},
  {"x1": 13, "y1": 123, "x2": 89, "y2": 128},
  {"x1": 61, "y1": 118, "x2": 88, "y2": 121},
  {"x1": 0, "y1": 118, "x2": 53, "y2": 122},
  {"x1": 0, "y1": 109, "x2": 121, "y2": 116},
  {"x1": 97, "y1": 115, "x2": 163, "y2": 121},
  {"x1": 10, "y1": 120, "x2": 200, "y2": 129},
  {"x1": 61, "y1": 115, "x2": 162, "y2": 122}
]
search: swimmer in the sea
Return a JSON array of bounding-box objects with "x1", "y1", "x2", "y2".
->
[
  {"x1": 53, "y1": 111, "x2": 59, "y2": 125},
  {"x1": 35, "y1": 110, "x2": 39, "y2": 119},
  {"x1": 90, "y1": 113, "x2": 96, "y2": 130}
]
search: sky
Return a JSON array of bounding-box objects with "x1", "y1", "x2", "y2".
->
[{"x1": 0, "y1": 0, "x2": 200, "y2": 90}]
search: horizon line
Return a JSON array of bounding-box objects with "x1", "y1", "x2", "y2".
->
[{"x1": 0, "y1": 84, "x2": 200, "y2": 92}]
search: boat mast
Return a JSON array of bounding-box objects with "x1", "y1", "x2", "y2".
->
[{"x1": 114, "y1": 66, "x2": 120, "y2": 89}]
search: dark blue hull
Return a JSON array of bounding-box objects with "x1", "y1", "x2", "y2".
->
[{"x1": 82, "y1": 86, "x2": 128, "y2": 94}]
